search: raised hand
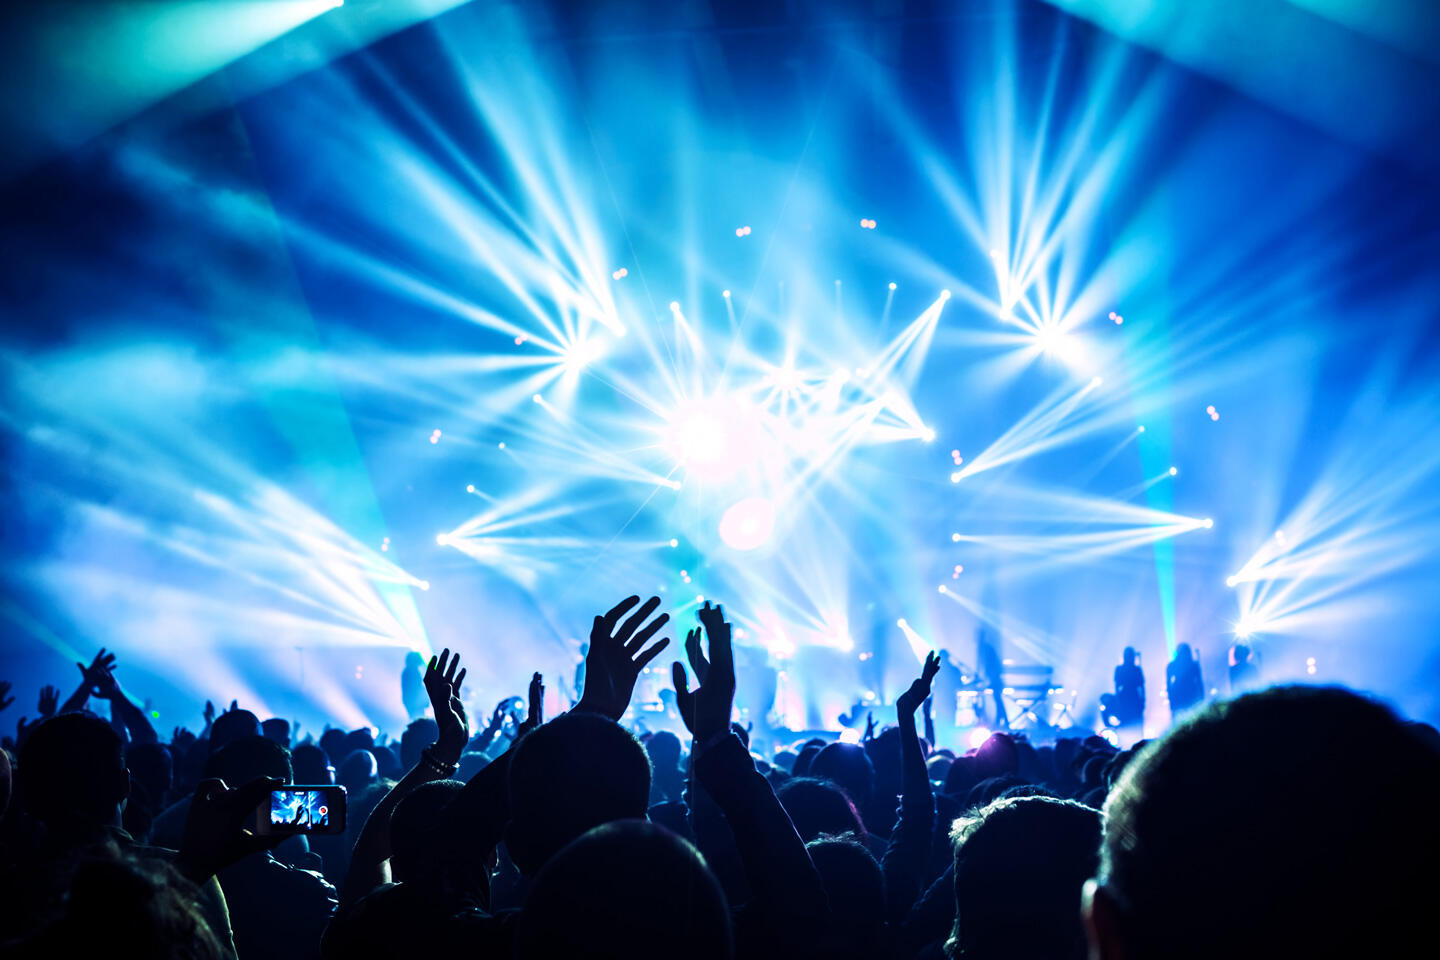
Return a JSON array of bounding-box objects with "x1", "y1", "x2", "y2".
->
[
  {"x1": 90, "y1": 665, "x2": 123, "y2": 701},
  {"x1": 176, "y1": 776, "x2": 286, "y2": 884},
  {"x1": 0, "y1": 681, "x2": 13, "y2": 712},
  {"x1": 517, "y1": 672, "x2": 544, "y2": 737},
  {"x1": 75, "y1": 649, "x2": 117, "y2": 695},
  {"x1": 684, "y1": 627, "x2": 710, "y2": 685},
  {"x1": 864, "y1": 711, "x2": 876, "y2": 742},
  {"x1": 38, "y1": 685, "x2": 60, "y2": 719},
  {"x1": 424, "y1": 648, "x2": 468, "y2": 762},
  {"x1": 898, "y1": 650, "x2": 942, "y2": 717},
  {"x1": 576, "y1": 595, "x2": 671, "y2": 720},
  {"x1": 672, "y1": 600, "x2": 736, "y2": 741}
]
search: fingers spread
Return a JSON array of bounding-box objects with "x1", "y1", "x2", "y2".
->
[
  {"x1": 633, "y1": 636, "x2": 670, "y2": 670},
  {"x1": 616, "y1": 596, "x2": 662, "y2": 642},
  {"x1": 454, "y1": 667, "x2": 467, "y2": 693},
  {"x1": 602, "y1": 595, "x2": 642, "y2": 629},
  {"x1": 625, "y1": 611, "x2": 669, "y2": 655}
]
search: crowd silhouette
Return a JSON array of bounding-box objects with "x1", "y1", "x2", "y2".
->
[{"x1": 2, "y1": 597, "x2": 1437, "y2": 959}]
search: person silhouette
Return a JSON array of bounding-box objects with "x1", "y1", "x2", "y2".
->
[
  {"x1": 1101, "y1": 647, "x2": 1145, "y2": 728},
  {"x1": 1165, "y1": 644, "x2": 1204, "y2": 719},
  {"x1": 401, "y1": 651, "x2": 428, "y2": 722}
]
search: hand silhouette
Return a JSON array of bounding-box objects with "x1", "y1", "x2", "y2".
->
[
  {"x1": 864, "y1": 711, "x2": 876, "y2": 742},
  {"x1": 0, "y1": 681, "x2": 13, "y2": 712},
  {"x1": 424, "y1": 648, "x2": 468, "y2": 762},
  {"x1": 177, "y1": 776, "x2": 286, "y2": 883},
  {"x1": 898, "y1": 650, "x2": 942, "y2": 716},
  {"x1": 75, "y1": 649, "x2": 117, "y2": 696},
  {"x1": 38, "y1": 685, "x2": 60, "y2": 719},
  {"x1": 576, "y1": 595, "x2": 671, "y2": 720},
  {"x1": 517, "y1": 672, "x2": 544, "y2": 737},
  {"x1": 90, "y1": 665, "x2": 123, "y2": 701},
  {"x1": 672, "y1": 601, "x2": 736, "y2": 741},
  {"x1": 204, "y1": 700, "x2": 216, "y2": 724}
]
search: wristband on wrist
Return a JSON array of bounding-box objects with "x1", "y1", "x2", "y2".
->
[{"x1": 419, "y1": 748, "x2": 459, "y2": 776}]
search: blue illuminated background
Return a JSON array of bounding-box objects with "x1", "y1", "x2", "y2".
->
[{"x1": 2, "y1": 0, "x2": 1437, "y2": 738}]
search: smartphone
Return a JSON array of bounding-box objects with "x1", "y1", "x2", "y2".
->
[{"x1": 256, "y1": 785, "x2": 347, "y2": 835}]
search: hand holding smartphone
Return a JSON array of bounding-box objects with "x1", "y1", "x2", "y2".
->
[{"x1": 256, "y1": 785, "x2": 347, "y2": 835}]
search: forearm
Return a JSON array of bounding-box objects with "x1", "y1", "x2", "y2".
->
[
  {"x1": 113, "y1": 693, "x2": 159, "y2": 744},
  {"x1": 695, "y1": 733, "x2": 826, "y2": 918},
  {"x1": 58, "y1": 682, "x2": 90, "y2": 715},
  {"x1": 898, "y1": 713, "x2": 930, "y2": 801},
  {"x1": 884, "y1": 712, "x2": 936, "y2": 923}
]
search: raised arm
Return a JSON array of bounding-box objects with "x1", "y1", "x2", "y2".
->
[
  {"x1": 883, "y1": 650, "x2": 941, "y2": 923},
  {"x1": 57, "y1": 648, "x2": 116, "y2": 715},
  {"x1": 338, "y1": 648, "x2": 468, "y2": 909},
  {"x1": 90, "y1": 659, "x2": 158, "y2": 745},
  {"x1": 676, "y1": 602, "x2": 828, "y2": 926}
]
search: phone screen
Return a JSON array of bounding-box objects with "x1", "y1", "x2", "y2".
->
[{"x1": 260, "y1": 786, "x2": 346, "y2": 834}]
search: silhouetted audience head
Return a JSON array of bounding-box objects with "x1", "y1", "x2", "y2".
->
[
  {"x1": 943, "y1": 755, "x2": 979, "y2": 797},
  {"x1": 20, "y1": 712, "x2": 128, "y2": 832},
  {"x1": 644, "y1": 730, "x2": 682, "y2": 771},
  {"x1": 205, "y1": 735, "x2": 292, "y2": 787},
  {"x1": 318, "y1": 728, "x2": 346, "y2": 764},
  {"x1": 1088, "y1": 685, "x2": 1440, "y2": 959},
  {"x1": 336, "y1": 749, "x2": 378, "y2": 795},
  {"x1": 515, "y1": 821, "x2": 731, "y2": 960},
  {"x1": 15, "y1": 850, "x2": 227, "y2": 959},
  {"x1": 1172, "y1": 643, "x2": 1193, "y2": 663},
  {"x1": 809, "y1": 741, "x2": 875, "y2": 808},
  {"x1": 791, "y1": 738, "x2": 826, "y2": 776},
  {"x1": 972, "y1": 731, "x2": 1020, "y2": 781},
  {"x1": 806, "y1": 837, "x2": 886, "y2": 958},
  {"x1": 948, "y1": 796, "x2": 1101, "y2": 959},
  {"x1": 389, "y1": 779, "x2": 464, "y2": 882},
  {"x1": 776, "y1": 777, "x2": 866, "y2": 842},
  {"x1": 400, "y1": 718, "x2": 439, "y2": 769},
  {"x1": 260, "y1": 717, "x2": 290, "y2": 747},
  {"x1": 290, "y1": 743, "x2": 334, "y2": 784},
  {"x1": 209, "y1": 708, "x2": 261, "y2": 753},
  {"x1": 1121, "y1": 646, "x2": 1138, "y2": 666},
  {"x1": 505, "y1": 711, "x2": 651, "y2": 875},
  {"x1": 126, "y1": 743, "x2": 173, "y2": 811}
]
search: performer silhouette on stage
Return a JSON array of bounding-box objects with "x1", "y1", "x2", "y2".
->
[
  {"x1": 1166, "y1": 643, "x2": 1205, "y2": 718},
  {"x1": 401, "y1": 650, "x2": 428, "y2": 721},
  {"x1": 976, "y1": 627, "x2": 1009, "y2": 730},
  {"x1": 1101, "y1": 646, "x2": 1145, "y2": 728}
]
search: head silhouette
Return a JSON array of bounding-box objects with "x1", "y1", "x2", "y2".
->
[
  {"x1": 809, "y1": 741, "x2": 876, "y2": 809},
  {"x1": 515, "y1": 821, "x2": 731, "y2": 960},
  {"x1": 776, "y1": 777, "x2": 866, "y2": 842},
  {"x1": 505, "y1": 712, "x2": 651, "y2": 876},
  {"x1": 210, "y1": 708, "x2": 261, "y2": 753},
  {"x1": 290, "y1": 743, "x2": 334, "y2": 785},
  {"x1": 1088, "y1": 685, "x2": 1440, "y2": 960},
  {"x1": 807, "y1": 837, "x2": 886, "y2": 958},
  {"x1": 1121, "y1": 647, "x2": 1138, "y2": 667},
  {"x1": 20, "y1": 713, "x2": 128, "y2": 832},
  {"x1": 205, "y1": 736, "x2": 292, "y2": 786},
  {"x1": 390, "y1": 779, "x2": 465, "y2": 882},
  {"x1": 949, "y1": 797, "x2": 1101, "y2": 960},
  {"x1": 1173, "y1": 643, "x2": 1193, "y2": 663},
  {"x1": 401, "y1": 718, "x2": 439, "y2": 770}
]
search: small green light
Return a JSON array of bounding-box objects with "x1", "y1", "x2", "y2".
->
[{"x1": 150, "y1": 710, "x2": 160, "y2": 719}]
